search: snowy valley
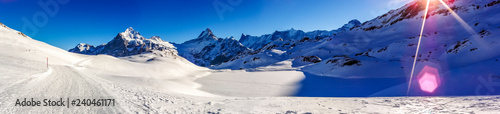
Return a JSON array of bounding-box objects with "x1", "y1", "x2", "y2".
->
[{"x1": 1, "y1": 0, "x2": 500, "y2": 113}]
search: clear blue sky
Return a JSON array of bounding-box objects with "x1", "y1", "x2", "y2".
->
[{"x1": 0, "y1": 0, "x2": 411, "y2": 50}]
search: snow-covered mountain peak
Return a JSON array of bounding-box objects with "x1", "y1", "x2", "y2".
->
[
  {"x1": 197, "y1": 28, "x2": 217, "y2": 40},
  {"x1": 175, "y1": 28, "x2": 249, "y2": 67},
  {"x1": 149, "y1": 36, "x2": 162, "y2": 41},
  {"x1": 119, "y1": 27, "x2": 145, "y2": 40},
  {"x1": 78, "y1": 43, "x2": 90, "y2": 46},
  {"x1": 68, "y1": 43, "x2": 97, "y2": 54},
  {"x1": 341, "y1": 19, "x2": 361, "y2": 29},
  {"x1": 226, "y1": 36, "x2": 235, "y2": 40},
  {"x1": 239, "y1": 33, "x2": 250, "y2": 42},
  {"x1": 75, "y1": 43, "x2": 93, "y2": 51},
  {"x1": 70, "y1": 27, "x2": 178, "y2": 57},
  {"x1": 125, "y1": 27, "x2": 138, "y2": 34},
  {"x1": 288, "y1": 28, "x2": 300, "y2": 35}
]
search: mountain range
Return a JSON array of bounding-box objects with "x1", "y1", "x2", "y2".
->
[
  {"x1": 69, "y1": 19, "x2": 361, "y2": 67},
  {"x1": 68, "y1": 27, "x2": 177, "y2": 57},
  {"x1": 69, "y1": 0, "x2": 500, "y2": 78}
]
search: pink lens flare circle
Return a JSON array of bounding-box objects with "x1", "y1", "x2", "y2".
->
[{"x1": 417, "y1": 66, "x2": 441, "y2": 93}]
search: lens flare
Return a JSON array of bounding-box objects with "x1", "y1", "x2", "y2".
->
[
  {"x1": 407, "y1": 0, "x2": 431, "y2": 95},
  {"x1": 418, "y1": 66, "x2": 441, "y2": 93},
  {"x1": 420, "y1": 77, "x2": 437, "y2": 92},
  {"x1": 407, "y1": 0, "x2": 480, "y2": 95}
]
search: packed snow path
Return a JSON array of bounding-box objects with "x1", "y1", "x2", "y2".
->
[{"x1": 0, "y1": 65, "x2": 123, "y2": 113}]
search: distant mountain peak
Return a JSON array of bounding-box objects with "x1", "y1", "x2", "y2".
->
[
  {"x1": 197, "y1": 28, "x2": 217, "y2": 39},
  {"x1": 341, "y1": 19, "x2": 361, "y2": 29},
  {"x1": 78, "y1": 43, "x2": 91, "y2": 46},
  {"x1": 119, "y1": 27, "x2": 145, "y2": 40},
  {"x1": 69, "y1": 27, "x2": 178, "y2": 57},
  {"x1": 348, "y1": 19, "x2": 361, "y2": 25},
  {"x1": 69, "y1": 43, "x2": 97, "y2": 54},
  {"x1": 204, "y1": 28, "x2": 212, "y2": 32},
  {"x1": 126, "y1": 27, "x2": 134, "y2": 31},
  {"x1": 125, "y1": 27, "x2": 139, "y2": 34},
  {"x1": 149, "y1": 36, "x2": 162, "y2": 41}
]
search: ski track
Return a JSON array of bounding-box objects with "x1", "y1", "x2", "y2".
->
[{"x1": 0, "y1": 65, "x2": 124, "y2": 113}]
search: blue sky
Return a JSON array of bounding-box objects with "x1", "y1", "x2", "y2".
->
[{"x1": 0, "y1": 0, "x2": 411, "y2": 50}]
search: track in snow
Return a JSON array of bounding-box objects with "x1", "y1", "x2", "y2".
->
[{"x1": 0, "y1": 65, "x2": 123, "y2": 113}]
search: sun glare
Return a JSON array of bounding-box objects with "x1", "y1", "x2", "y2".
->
[
  {"x1": 407, "y1": 0, "x2": 432, "y2": 96},
  {"x1": 407, "y1": 0, "x2": 481, "y2": 95},
  {"x1": 438, "y1": 0, "x2": 476, "y2": 36}
]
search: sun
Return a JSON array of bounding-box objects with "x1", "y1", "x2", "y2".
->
[{"x1": 427, "y1": 0, "x2": 440, "y2": 5}]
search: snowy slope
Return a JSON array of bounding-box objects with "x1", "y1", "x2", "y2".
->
[
  {"x1": 210, "y1": 0, "x2": 500, "y2": 80},
  {"x1": 301, "y1": 0, "x2": 500, "y2": 78},
  {"x1": 0, "y1": 21, "x2": 215, "y2": 92},
  {"x1": 0, "y1": 22, "x2": 82, "y2": 65},
  {"x1": 0, "y1": 22, "x2": 213, "y2": 112},
  {"x1": 212, "y1": 20, "x2": 362, "y2": 69}
]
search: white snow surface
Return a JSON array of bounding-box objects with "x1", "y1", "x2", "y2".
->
[{"x1": 2, "y1": 0, "x2": 500, "y2": 113}]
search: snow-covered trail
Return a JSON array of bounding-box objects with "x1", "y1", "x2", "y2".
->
[
  {"x1": 0, "y1": 56, "x2": 499, "y2": 113},
  {"x1": 0, "y1": 65, "x2": 124, "y2": 113}
]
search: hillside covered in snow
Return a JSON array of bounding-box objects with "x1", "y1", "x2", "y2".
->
[
  {"x1": 70, "y1": 0, "x2": 500, "y2": 80},
  {"x1": 66, "y1": 0, "x2": 500, "y2": 96},
  {"x1": 2, "y1": 0, "x2": 500, "y2": 113}
]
